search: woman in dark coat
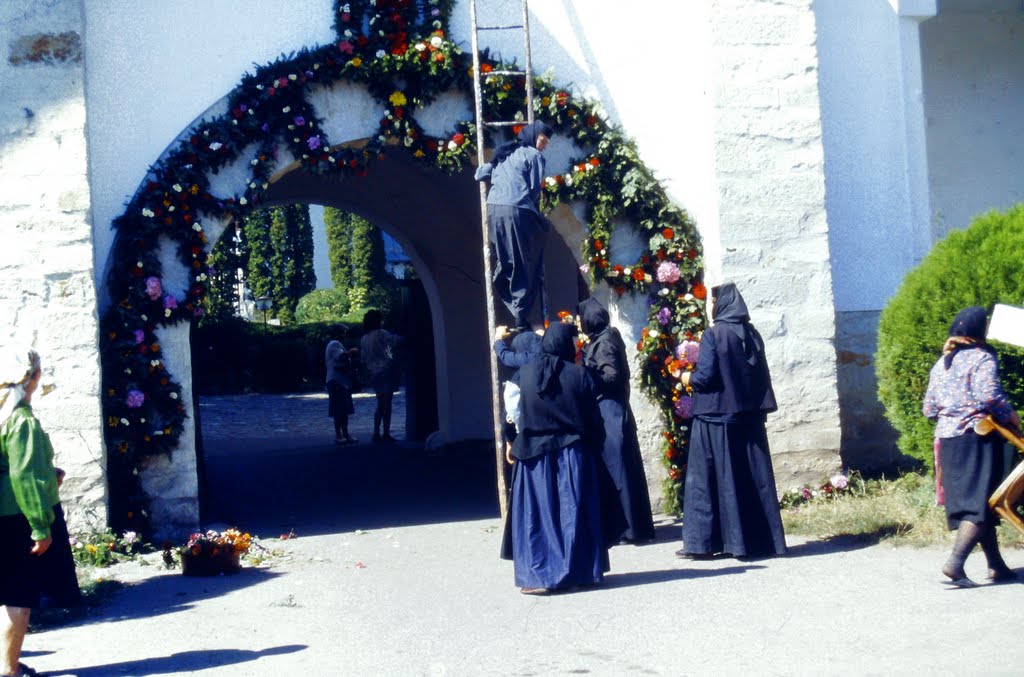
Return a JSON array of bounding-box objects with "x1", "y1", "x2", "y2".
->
[
  {"x1": 504, "y1": 322, "x2": 610, "y2": 594},
  {"x1": 678, "y1": 283, "x2": 787, "y2": 559},
  {"x1": 923, "y1": 306, "x2": 1019, "y2": 587},
  {"x1": 578, "y1": 298, "x2": 656, "y2": 543},
  {"x1": 475, "y1": 120, "x2": 554, "y2": 331}
]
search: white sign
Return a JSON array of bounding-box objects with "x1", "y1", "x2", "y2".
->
[{"x1": 987, "y1": 303, "x2": 1024, "y2": 348}]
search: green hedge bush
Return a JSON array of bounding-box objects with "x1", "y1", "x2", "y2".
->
[
  {"x1": 295, "y1": 288, "x2": 350, "y2": 324},
  {"x1": 876, "y1": 204, "x2": 1024, "y2": 469}
]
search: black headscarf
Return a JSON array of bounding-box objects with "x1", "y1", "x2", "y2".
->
[
  {"x1": 943, "y1": 306, "x2": 992, "y2": 369},
  {"x1": 948, "y1": 306, "x2": 987, "y2": 340},
  {"x1": 712, "y1": 283, "x2": 763, "y2": 366},
  {"x1": 489, "y1": 120, "x2": 554, "y2": 169},
  {"x1": 535, "y1": 322, "x2": 577, "y2": 396},
  {"x1": 577, "y1": 297, "x2": 609, "y2": 336},
  {"x1": 510, "y1": 329, "x2": 542, "y2": 356}
]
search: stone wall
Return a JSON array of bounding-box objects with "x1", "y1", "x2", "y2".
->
[
  {"x1": 0, "y1": 0, "x2": 106, "y2": 530},
  {"x1": 708, "y1": 0, "x2": 842, "y2": 485}
]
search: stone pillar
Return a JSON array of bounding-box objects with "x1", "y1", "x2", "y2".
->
[
  {"x1": 708, "y1": 0, "x2": 842, "y2": 485},
  {"x1": 0, "y1": 0, "x2": 106, "y2": 530}
]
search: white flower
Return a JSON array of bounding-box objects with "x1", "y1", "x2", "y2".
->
[
  {"x1": 650, "y1": 329, "x2": 659, "y2": 338},
  {"x1": 141, "y1": 208, "x2": 155, "y2": 218},
  {"x1": 344, "y1": 29, "x2": 353, "y2": 38},
  {"x1": 288, "y1": 73, "x2": 297, "y2": 81},
  {"x1": 415, "y1": 43, "x2": 426, "y2": 52},
  {"x1": 172, "y1": 184, "x2": 182, "y2": 192},
  {"x1": 167, "y1": 205, "x2": 175, "y2": 212},
  {"x1": 192, "y1": 223, "x2": 202, "y2": 231},
  {"x1": 564, "y1": 176, "x2": 573, "y2": 186},
  {"x1": 544, "y1": 177, "x2": 556, "y2": 187},
  {"x1": 403, "y1": 136, "x2": 413, "y2": 147},
  {"x1": 376, "y1": 50, "x2": 386, "y2": 59},
  {"x1": 623, "y1": 267, "x2": 632, "y2": 276},
  {"x1": 150, "y1": 360, "x2": 160, "y2": 367},
  {"x1": 256, "y1": 84, "x2": 264, "y2": 90},
  {"x1": 239, "y1": 197, "x2": 248, "y2": 205},
  {"x1": 165, "y1": 308, "x2": 172, "y2": 317},
  {"x1": 447, "y1": 140, "x2": 458, "y2": 151},
  {"x1": 433, "y1": 20, "x2": 442, "y2": 28},
  {"x1": 684, "y1": 293, "x2": 694, "y2": 301},
  {"x1": 430, "y1": 36, "x2": 443, "y2": 48},
  {"x1": 658, "y1": 288, "x2": 670, "y2": 296},
  {"x1": 282, "y1": 106, "x2": 291, "y2": 114},
  {"x1": 251, "y1": 159, "x2": 259, "y2": 165},
  {"x1": 120, "y1": 418, "x2": 129, "y2": 426},
  {"x1": 208, "y1": 142, "x2": 223, "y2": 151},
  {"x1": 170, "y1": 392, "x2": 178, "y2": 400},
  {"x1": 600, "y1": 248, "x2": 607, "y2": 256}
]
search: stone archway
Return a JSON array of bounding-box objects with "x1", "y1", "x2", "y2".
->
[{"x1": 100, "y1": 1, "x2": 705, "y2": 538}]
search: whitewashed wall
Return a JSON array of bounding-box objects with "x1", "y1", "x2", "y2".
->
[{"x1": 1, "y1": 0, "x2": 105, "y2": 530}]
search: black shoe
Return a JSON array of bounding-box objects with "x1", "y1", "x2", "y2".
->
[
  {"x1": 675, "y1": 549, "x2": 722, "y2": 560},
  {"x1": 381, "y1": 433, "x2": 396, "y2": 443},
  {"x1": 372, "y1": 432, "x2": 382, "y2": 443}
]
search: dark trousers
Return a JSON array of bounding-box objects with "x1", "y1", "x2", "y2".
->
[{"x1": 489, "y1": 204, "x2": 548, "y2": 329}]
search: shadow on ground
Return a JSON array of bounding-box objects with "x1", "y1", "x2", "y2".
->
[
  {"x1": 202, "y1": 437, "x2": 501, "y2": 537},
  {"x1": 46, "y1": 644, "x2": 305, "y2": 676}
]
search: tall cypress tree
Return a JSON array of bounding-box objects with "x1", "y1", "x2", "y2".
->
[
  {"x1": 324, "y1": 206, "x2": 354, "y2": 291},
  {"x1": 202, "y1": 223, "x2": 245, "y2": 326},
  {"x1": 350, "y1": 212, "x2": 391, "y2": 312},
  {"x1": 243, "y1": 208, "x2": 274, "y2": 310}
]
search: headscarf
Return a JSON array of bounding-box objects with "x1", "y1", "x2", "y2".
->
[
  {"x1": 577, "y1": 297, "x2": 609, "y2": 336},
  {"x1": 711, "y1": 283, "x2": 763, "y2": 366},
  {"x1": 942, "y1": 306, "x2": 992, "y2": 369},
  {"x1": 534, "y1": 322, "x2": 577, "y2": 397},
  {"x1": 0, "y1": 348, "x2": 40, "y2": 426},
  {"x1": 510, "y1": 329, "x2": 541, "y2": 357},
  {"x1": 489, "y1": 120, "x2": 555, "y2": 169}
]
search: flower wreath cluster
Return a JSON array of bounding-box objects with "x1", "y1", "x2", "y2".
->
[{"x1": 101, "y1": 0, "x2": 706, "y2": 531}]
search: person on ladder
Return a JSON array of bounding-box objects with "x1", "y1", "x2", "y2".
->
[{"x1": 475, "y1": 120, "x2": 554, "y2": 332}]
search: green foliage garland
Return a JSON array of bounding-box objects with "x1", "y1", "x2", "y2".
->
[
  {"x1": 101, "y1": 0, "x2": 705, "y2": 532},
  {"x1": 876, "y1": 205, "x2": 1024, "y2": 469}
]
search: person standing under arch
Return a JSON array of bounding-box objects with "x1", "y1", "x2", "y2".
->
[
  {"x1": 578, "y1": 298, "x2": 656, "y2": 544},
  {"x1": 475, "y1": 120, "x2": 554, "y2": 331},
  {"x1": 360, "y1": 310, "x2": 403, "y2": 443}
]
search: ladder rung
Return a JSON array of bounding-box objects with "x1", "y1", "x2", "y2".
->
[
  {"x1": 484, "y1": 121, "x2": 526, "y2": 128},
  {"x1": 477, "y1": 24, "x2": 525, "y2": 31},
  {"x1": 484, "y1": 70, "x2": 526, "y2": 77}
]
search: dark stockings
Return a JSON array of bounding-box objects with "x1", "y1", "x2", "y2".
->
[
  {"x1": 943, "y1": 521, "x2": 983, "y2": 584},
  {"x1": 334, "y1": 415, "x2": 349, "y2": 440},
  {"x1": 374, "y1": 392, "x2": 394, "y2": 440},
  {"x1": 979, "y1": 527, "x2": 1015, "y2": 579}
]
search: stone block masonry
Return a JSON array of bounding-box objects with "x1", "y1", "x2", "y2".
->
[{"x1": 1, "y1": 0, "x2": 106, "y2": 531}]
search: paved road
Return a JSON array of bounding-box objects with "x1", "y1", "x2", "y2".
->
[{"x1": 22, "y1": 393, "x2": 1024, "y2": 676}]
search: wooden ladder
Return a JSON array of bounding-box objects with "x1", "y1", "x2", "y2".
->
[{"x1": 468, "y1": 0, "x2": 536, "y2": 517}]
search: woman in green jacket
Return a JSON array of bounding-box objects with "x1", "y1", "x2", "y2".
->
[{"x1": 0, "y1": 349, "x2": 80, "y2": 677}]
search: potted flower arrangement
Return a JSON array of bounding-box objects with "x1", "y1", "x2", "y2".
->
[{"x1": 177, "y1": 528, "x2": 252, "y2": 576}]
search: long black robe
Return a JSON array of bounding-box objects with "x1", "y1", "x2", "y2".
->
[
  {"x1": 578, "y1": 298, "x2": 656, "y2": 543},
  {"x1": 682, "y1": 283, "x2": 786, "y2": 558}
]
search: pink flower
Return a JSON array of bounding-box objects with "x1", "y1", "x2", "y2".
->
[
  {"x1": 145, "y1": 277, "x2": 162, "y2": 301},
  {"x1": 676, "y1": 340, "x2": 700, "y2": 366},
  {"x1": 163, "y1": 295, "x2": 178, "y2": 310},
  {"x1": 831, "y1": 474, "x2": 849, "y2": 490},
  {"x1": 307, "y1": 136, "x2": 321, "y2": 150},
  {"x1": 673, "y1": 395, "x2": 693, "y2": 419},
  {"x1": 657, "y1": 307, "x2": 671, "y2": 325},
  {"x1": 126, "y1": 390, "x2": 145, "y2": 408},
  {"x1": 656, "y1": 261, "x2": 680, "y2": 285},
  {"x1": 133, "y1": 330, "x2": 145, "y2": 344}
]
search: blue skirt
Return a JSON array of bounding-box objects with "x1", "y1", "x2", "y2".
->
[{"x1": 509, "y1": 443, "x2": 609, "y2": 590}]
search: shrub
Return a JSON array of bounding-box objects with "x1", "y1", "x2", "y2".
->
[
  {"x1": 876, "y1": 204, "x2": 1024, "y2": 468},
  {"x1": 295, "y1": 288, "x2": 350, "y2": 324}
]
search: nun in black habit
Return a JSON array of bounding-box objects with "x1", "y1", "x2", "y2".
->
[
  {"x1": 503, "y1": 322, "x2": 610, "y2": 594},
  {"x1": 678, "y1": 283, "x2": 787, "y2": 559},
  {"x1": 578, "y1": 298, "x2": 656, "y2": 543}
]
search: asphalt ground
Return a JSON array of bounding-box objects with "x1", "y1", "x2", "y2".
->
[{"x1": 20, "y1": 392, "x2": 1024, "y2": 676}]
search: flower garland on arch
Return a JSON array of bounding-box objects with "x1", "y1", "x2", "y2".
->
[{"x1": 101, "y1": 0, "x2": 704, "y2": 532}]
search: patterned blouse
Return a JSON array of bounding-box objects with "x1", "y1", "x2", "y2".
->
[{"x1": 922, "y1": 346, "x2": 1015, "y2": 439}]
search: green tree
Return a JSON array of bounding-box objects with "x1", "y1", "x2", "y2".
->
[
  {"x1": 876, "y1": 204, "x2": 1024, "y2": 469},
  {"x1": 350, "y1": 212, "x2": 394, "y2": 313},
  {"x1": 324, "y1": 206, "x2": 354, "y2": 290},
  {"x1": 202, "y1": 223, "x2": 245, "y2": 326},
  {"x1": 243, "y1": 208, "x2": 274, "y2": 310}
]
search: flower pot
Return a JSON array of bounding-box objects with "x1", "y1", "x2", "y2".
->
[{"x1": 181, "y1": 549, "x2": 241, "y2": 577}]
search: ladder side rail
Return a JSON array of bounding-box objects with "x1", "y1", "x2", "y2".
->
[
  {"x1": 469, "y1": 0, "x2": 510, "y2": 518},
  {"x1": 521, "y1": 0, "x2": 535, "y2": 125}
]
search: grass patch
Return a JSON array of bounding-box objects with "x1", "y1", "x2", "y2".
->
[{"x1": 781, "y1": 472, "x2": 1024, "y2": 549}]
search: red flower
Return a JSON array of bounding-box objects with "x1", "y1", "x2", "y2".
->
[
  {"x1": 481, "y1": 63, "x2": 493, "y2": 73},
  {"x1": 452, "y1": 133, "x2": 465, "y2": 145},
  {"x1": 662, "y1": 228, "x2": 674, "y2": 239},
  {"x1": 688, "y1": 249, "x2": 697, "y2": 260},
  {"x1": 632, "y1": 268, "x2": 645, "y2": 282},
  {"x1": 588, "y1": 157, "x2": 600, "y2": 167},
  {"x1": 593, "y1": 239, "x2": 603, "y2": 250},
  {"x1": 555, "y1": 91, "x2": 569, "y2": 106},
  {"x1": 433, "y1": 52, "x2": 445, "y2": 62},
  {"x1": 693, "y1": 284, "x2": 707, "y2": 300}
]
